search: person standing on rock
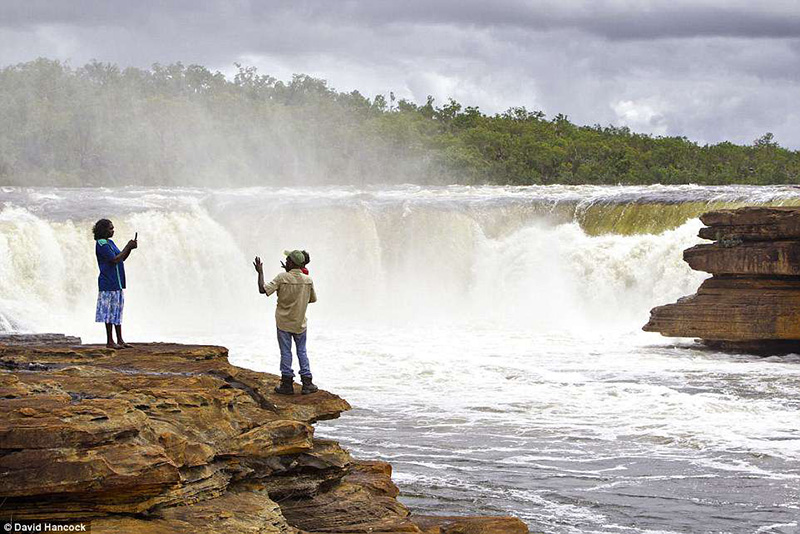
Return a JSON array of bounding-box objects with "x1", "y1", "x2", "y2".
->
[
  {"x1": 253, "y1": 249, "x2": 319, "y2": 395},
  {"x1": 93, "y1": 219, "x2": 137, "y2": 349}
]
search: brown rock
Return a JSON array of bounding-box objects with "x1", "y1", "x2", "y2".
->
[
  {"x1": 223, "y1": 420, "x2": 313, "y2": 458},
  {"x1": 412, "y1": 515, "x2": 529, "y2": 534},
  {"x1": 698, "y1": 207, "x2": 800, "y2": 241},
  {"x1": 645, "y1": 206, "x2": 800, "y2": 353},
  {"x1": 0, "y1": 343, "x2": 345, "y2": 523},
  {"x1": 684, "y1": 241, "x2": 800, "y2": 275},
  {"x1": 0, "y1": 333, "x2": 82, "y2": 346},
  {"x1": 278, "y1": 460, "x2": 419, "y2": 533},
  {"x1": 644, "y1": 277, "x2": 800, "y2": 342},
  {"x1": 92, "y1": 489, "x2": 298, "y2": 534},
  {"x1": 0, "y1": 343, "x2": 351, "y2": 423},
  {"x1": 0, "y1": 342, "x2": 528, "y2": 533}
]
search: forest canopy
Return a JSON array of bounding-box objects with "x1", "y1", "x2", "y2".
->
[{"x1": 0, "y1": 58, "x2": 797, "y2": 187}]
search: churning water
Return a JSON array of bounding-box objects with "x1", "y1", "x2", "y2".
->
[{"x1": 1, "y1": 185, "x2": 799, "y2": 533}]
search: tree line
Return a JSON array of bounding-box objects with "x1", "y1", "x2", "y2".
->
[{"x1": 0, "y1": 58, "x2": 797, "y2": 186}]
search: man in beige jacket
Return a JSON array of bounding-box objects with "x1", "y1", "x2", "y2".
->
[{"x1": 253, "y1": 250, "x2": 318, "y2": 395}]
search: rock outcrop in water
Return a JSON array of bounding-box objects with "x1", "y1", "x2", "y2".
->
[
  {"x1": 644, "y1": 207, "x2": 800, "y2": 353},
  {"x1": 0, "y1": 341, "x2": 527, "y2": 533}
]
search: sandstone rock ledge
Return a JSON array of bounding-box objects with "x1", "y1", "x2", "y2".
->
[
  {"x1": 0, "y1": 342, "x2": 527, "y2": 533},
  {"x1": 644, "y1": 206, "x2": 800, "y2": 353}
]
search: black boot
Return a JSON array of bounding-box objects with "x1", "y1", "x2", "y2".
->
[
  {"x1": 274, "y1": 375, "x2": 294, "y2": 395},
  {"x1": 301, "y1": 375, "x2": 318, "y2": 395}
]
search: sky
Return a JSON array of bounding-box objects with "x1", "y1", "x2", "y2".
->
[{"x1": 2, "y1": 0, "x2": 800, "y2": 148}]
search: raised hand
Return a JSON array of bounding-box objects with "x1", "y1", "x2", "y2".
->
[
  {"x1": 128, "y1": 232, "x2": 138, "y2": 249},
  {"x1": 253, "y1": 256, "x2": 263, "y2": 273}
]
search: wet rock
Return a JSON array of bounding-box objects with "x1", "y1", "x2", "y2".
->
[
  {"x1": 413, "y1": 515, "x2": 529, "y2": 534},
  {"x1": 644, "y1": 206, "x2": 800, "y2": 353},
  {"x1": 0, "y1": 333, "x2": 82, "y2": 346},
  {"x1": 0, "y1": 342, "x2": 527, "y2": 533},
  {"x1": 279, "y1": 460, "x2": 423, "y2": 533}
]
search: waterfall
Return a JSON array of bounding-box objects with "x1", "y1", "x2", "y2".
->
[{"x1": 7, "y1": 184, "x2": 796, "y2": 339}]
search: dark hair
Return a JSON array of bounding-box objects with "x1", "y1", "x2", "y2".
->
[
  {"x1": 92, "y1": 219, "x2": 113, "y2": 240},
  {"x1": 302, "y1": 250, "x2": 310, "y2": 265}
]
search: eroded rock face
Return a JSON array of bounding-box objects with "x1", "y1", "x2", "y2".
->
[
  {"x1": 644, "y1": 207, "x2": 800, "y2": 353},
  {"x1": 684, "y1": 241, "x2": 800, "y2": 276},
  {"x1": 0, "y1": 342, "x2": 527, "y2": 533},
  {"x1": 697, "y1": 207, "x2": 800, "y2": 241}
]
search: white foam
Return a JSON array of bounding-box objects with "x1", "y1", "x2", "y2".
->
[{"x1": 3, "y1": 186, "x2": 800, "y2": 532}]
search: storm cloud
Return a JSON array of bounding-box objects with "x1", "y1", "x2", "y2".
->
[{"x1": 2, "y1": 0, "x2": 800, "y2": 147}]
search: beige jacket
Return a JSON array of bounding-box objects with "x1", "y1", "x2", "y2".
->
[{"x1": 262, "y1": 269, "x2": 317, "y2": 334}]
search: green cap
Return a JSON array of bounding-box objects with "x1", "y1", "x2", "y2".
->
[{"x1": 283, "y1": 249, "x2": 307, "y2": 266}]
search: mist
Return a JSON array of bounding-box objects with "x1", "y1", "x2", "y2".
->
[
  {"x1": 3, "y1": 58, "x2": 798, "y2": 188},
  {"x1": 0, "y1": 59, "x2": 436, "y2": 187}
]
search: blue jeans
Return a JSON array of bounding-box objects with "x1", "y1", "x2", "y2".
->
[{"x1": 277, "y1": 328, "x2": 311, "y2": 378}]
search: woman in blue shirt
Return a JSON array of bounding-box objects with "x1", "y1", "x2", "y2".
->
[{"x1": 93, "y1": 219, "x2": 138, "y2": 349}]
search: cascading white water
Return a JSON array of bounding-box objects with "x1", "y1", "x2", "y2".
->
[
  {"x1": 2, "y1": 185, "x2": 800, "y2": 533},
  {"x1": 0, "y1": 187, "x2": 708, "y2": 338}
]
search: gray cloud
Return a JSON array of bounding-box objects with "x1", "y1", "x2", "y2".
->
[
  {"x1": 6, "y1": 1, "x2": 800, "y2": 40},
  {"x1": 287, "y1": 0, "x2": 800, "y2": 40},
  {"x1": 1, "y1": 0, "x2": 800, "y2": 148}
]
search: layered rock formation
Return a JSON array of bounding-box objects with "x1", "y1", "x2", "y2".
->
[
  {"x1": 0, "y1": 341, "x2": 527, "y2": 533},
  {"x1": 0, "y1": 333, "x2": 82, "y2": 345},
  {"x1": 644, "y1": 206, "x2": 800, "y2": 353}
]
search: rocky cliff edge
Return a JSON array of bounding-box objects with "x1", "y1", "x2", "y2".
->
[
  {"x1": 644, "y1": 206, "x2": 800, "y2": 353},
  {"x1": 0, "y1": 341, "x2": 527, "y2": 533}
]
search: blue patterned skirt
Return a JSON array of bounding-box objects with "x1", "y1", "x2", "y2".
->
[{"x1": 95, "y1": 290, "x2": 124, "y2": 325}]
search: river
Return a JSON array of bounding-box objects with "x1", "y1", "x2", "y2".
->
[{"x1": 1, "y1": 185, "x2": 799, "y2": 533}]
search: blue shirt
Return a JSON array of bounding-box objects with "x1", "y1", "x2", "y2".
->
[{"x1": 96, "y1": 239, "x2": 126, "y2": 291}]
